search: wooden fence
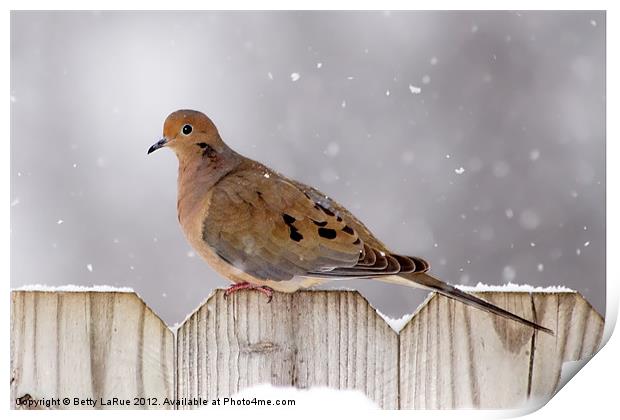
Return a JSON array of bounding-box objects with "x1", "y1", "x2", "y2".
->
[{"x1": 10, "y1": 288, "x2": 604, "y2": 409}]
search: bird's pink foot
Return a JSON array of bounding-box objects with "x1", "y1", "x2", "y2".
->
[{"x1": 224, "y1": 282, "x2": 274, "y2": 303}]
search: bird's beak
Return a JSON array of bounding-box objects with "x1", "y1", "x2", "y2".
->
[{"x1": 147, "y1": 138, "x2": 168, "y2": 155}]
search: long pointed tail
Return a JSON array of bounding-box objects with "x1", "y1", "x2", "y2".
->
[{"x1": 381, "y1": 272, "x2": 554, "y2": 335}]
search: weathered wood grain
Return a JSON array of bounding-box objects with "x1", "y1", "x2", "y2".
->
[
  {"x1": 176, "y1": 290, "x2": 399, "y2": 409},
  {"x1": 529, "y1": 292, "x2": 605, "y2": 400},
  {"x1": 10, "y1": 289, "x2": 603, "y2": 410},
  {"x1": 398, "y1": 291, "x2": 604, "y2": 409},
  {"x1": 10, "y1": 291, "x2": 174, "y2": 410}
]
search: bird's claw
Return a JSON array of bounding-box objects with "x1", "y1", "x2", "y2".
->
[{"x1": 223, "y1": 282, "x2": 274, "y2": 303}]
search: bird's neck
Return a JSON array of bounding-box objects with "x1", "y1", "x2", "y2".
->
[{"x1": 176, "y1": 148, "x2": 242, "y2": 224}]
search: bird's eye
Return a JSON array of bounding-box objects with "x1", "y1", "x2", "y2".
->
[{"x1": 182, "y1": 124, "x2": 193, "y2": 135}]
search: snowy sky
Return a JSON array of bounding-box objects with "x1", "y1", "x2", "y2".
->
[{"x1": 10, "y1": 11, "x2": 605, "y2": 325}]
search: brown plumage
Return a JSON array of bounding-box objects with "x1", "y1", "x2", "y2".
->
[{"x1": 148, "y1": 109, "x2": 553, "y2": 335}]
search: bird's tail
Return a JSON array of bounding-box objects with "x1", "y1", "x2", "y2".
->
[{"x1": 379, "y1": 272, "x2": 554, "y2": 335}]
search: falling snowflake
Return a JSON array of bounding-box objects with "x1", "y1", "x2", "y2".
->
[
  {"x1": 324, "y1": 142, "x2": 340, "y2": 157},
  {"x1": 502, "y1": 266, "x2": 516, "y2": 282},
  {"x1": 454, "y1": 167, "x2": 465, "y2": 175},
  {"x1": 290, "y1": 72, "x2": 300, "y2": 82},
  {"x1": 86, "y1": 264, "x2": 93, "y2": 272},
  {"x1": 408, "y1": 85, "x2": 421, "y2": 94}
]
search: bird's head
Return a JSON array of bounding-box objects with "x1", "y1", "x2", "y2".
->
[{"x1": 148, "y1": 109, "x2": 226, "y2": 160}]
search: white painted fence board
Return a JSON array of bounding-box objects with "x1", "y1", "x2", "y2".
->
[{"x1": 10, "y1": 291, "x2": 174, "y2": 409}]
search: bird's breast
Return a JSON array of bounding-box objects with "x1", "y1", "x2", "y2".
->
[
  {"x1": 177, "y1": 188, "x2": 214, "y2": 258},
  {"x1": 177, "y1": 189, "x2": 253, "y2": 284}
]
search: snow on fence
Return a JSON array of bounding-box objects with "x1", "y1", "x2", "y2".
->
[{"x1": 10, "y1": 288, "x2": 603, "y2": 410}]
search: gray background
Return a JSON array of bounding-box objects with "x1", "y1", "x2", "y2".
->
[{"x1": 11, "y1": 11, "x2": 605, "y2": 325}]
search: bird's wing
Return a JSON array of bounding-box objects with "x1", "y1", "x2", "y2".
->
[
  {"x1": 289, "y1": 180, "x2": 430, "y2": 276},
  {"x1": 201, "y1": 166, "x2": 429, "y2": 281}
]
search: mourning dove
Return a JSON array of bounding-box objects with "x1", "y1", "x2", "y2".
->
[{"x1": 148, "y1": 109, "x2": 553, "y2": 335}]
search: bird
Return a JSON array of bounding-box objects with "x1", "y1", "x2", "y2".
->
[{"x1": 148, "y1": 109, "x2": 553, "y2": 335}]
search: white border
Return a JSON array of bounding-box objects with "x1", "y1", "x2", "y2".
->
[{"x1": 4, "y1": 3, "x2": 616, "y2": 419}]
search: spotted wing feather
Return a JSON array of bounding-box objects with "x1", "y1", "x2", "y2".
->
[{"x1": 202, "y1": 162, "x2": 429, "y2": 281}]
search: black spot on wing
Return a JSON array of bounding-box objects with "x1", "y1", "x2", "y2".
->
[
  {"x1": 282, "y1": 213, "x2": 303, "y2": 242},
  {"x1": 342, "y1": 225, "x2": 354, "y2": 235},
  {"x1": 312, "y1": 219, "x2": 328, "y2": 227},
  {"x1": 289, "y1": 228, "x2": 303, "y2": 242},
  {"x1": 318, "y1": 228, "x2": 337, "y2": 239},
  {"x1": 282, "y1": 214, "x2": 296, "y2": 225}
]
